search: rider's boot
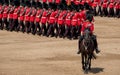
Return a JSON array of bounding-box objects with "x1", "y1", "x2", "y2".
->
[
  {"x1": 77, "y1": 36, "x2": 83, "y2": 54},
  {"x1": 93, "y1": 36, "x2": 100, "y2": 54}
]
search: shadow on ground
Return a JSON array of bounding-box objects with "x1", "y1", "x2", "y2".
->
[{"x1": 89, "y1": 67, "x2": 104, "y2": 74}]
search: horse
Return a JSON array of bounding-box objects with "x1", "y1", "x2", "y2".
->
[{"x1": 78, "y1": 28, "x2": 96, "y2": 73}]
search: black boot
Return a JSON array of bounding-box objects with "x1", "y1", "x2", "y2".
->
[
  {"x1": 77, "y1": 36, "x2": 83, "y2": 54},
  {"x1": 92, "y1": 35, "x2": 100, "y2": 54},
  {"x1": 95, "y1": 47, "x2": 100, "y2": 54}
]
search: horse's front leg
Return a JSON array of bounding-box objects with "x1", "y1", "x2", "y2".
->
[
  {"x1": 81, "y1": 54, "x2": 85, "y2": 70},
  {"x1": 88, "y1": 55, "x2": 92, "y2": 70}
]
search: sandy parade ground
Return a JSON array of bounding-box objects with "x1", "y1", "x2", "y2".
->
[{"x1": 0, "y1": 17, "x2": 120, "y2": 75}]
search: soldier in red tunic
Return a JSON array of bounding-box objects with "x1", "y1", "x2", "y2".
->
[
  {"x1": 41, "y1": 8, "x2": 48, "y2": 36},
  {"x1": 8, "y1": 4, "x2": 15, "y2": 31},
  {"x1": 101, "y1": 0, "x2": 108, "y2": 16},
  {"x1": 71, "y1": 10, "x2": 79, "y2": 39},
  {"x1": 29, "y1": 2, "x2": 37, "y2": 35},
  {"x1": 47, "y1": 9, "x2": 59, "y2": 37},
  {"x1": 18, "y1": 2, "x2": 26, "y2": 33},
  {"x1": 34, "y1": 2, "x2": 43, "y2": 35},
  {"x1": 108, "y1": 0, "x2": 115, "y2": 17},
  {"x1": 10, "y1": 0, "x2": 20, "y2": 31},
  {"x1": 114, "y1": 0, "x2": 120, "y2": 18},
  {"x1": 0, "y1": 2, "x2": 4, "y2": 30},
  {"x1": 2, "y1": 3, "x2": 10, "y2": 30},
  {"x1": 92, "y1": 0, "x2": 99, "y2": 16},
  {"x1": 57, "y1": 9, "x2": 67, "y2": 38},
  {"x1": 24, "y1": 1, "x2": 31, "y2": 33},
  {"x1": 64, "y1": 9, "x2": 73, "y2": 39}
]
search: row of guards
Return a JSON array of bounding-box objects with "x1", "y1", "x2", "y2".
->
[
  {"x1": 0, "y1": 0, "x2": 119, "y2": 39},
  {"x1": 0, "y1": 0, "x2": 120, "y2": 17},
  {"x1": 0, "y1": 0, "x2": 95, "y2": 40}
]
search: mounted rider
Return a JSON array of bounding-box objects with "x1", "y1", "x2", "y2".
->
[{"x1": 77, "y1": 13, "x2": 100, "y2": 54}]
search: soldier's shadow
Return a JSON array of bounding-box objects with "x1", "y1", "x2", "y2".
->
[{"x1": 89, "y1": 67, "x2": 104, "y2": 74}]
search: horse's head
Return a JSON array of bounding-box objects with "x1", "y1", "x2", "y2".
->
[
  {"x1": 83, "y1": 27, "x2": 92, "y2": 49},
  {"x1": 84, "y1": 27, "x2": 91, "y2": 40}
]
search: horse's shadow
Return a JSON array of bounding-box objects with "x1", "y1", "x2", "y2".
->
[{"x1": 89, "y1": 67, "x2": 104, "y2": 74}]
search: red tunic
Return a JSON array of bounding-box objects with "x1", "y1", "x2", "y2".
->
[
  {"x1": 81, "y1": 21, "x2": 94, "y2": 33},
  {"x1": 42, "y1": 0, "x2": 47, "y2": 2},
  {"x1": 13, "y1": 7, "x2": 20, "y2": 19},
  {"x1": 0, "y1": 5, "x2": 3, "y2": 19},
  {"x1": 25, "y1": 7, "x2": 31, "y2": 21},
  {"x1": 74, "y1": 0, "x2": 80, "y2": 5},
  {"x1": 19, "y1": 7, "x2": 25, "y2": 21},
  {"x1": 108, "y1": 2, "x2": 114, "y2": 8},
  {"x1": 115, "y1": 3, "x2": 119, "y2": 9},
  {"x1": 8, "y1": 6, "x2": 14, "y2": 19},
  {"x1": 3, "y1": 6, "x2": 9, "y2": 18},
  {"x1": 102, "y1": 2, "x2": 108, "y2": 8},
  {"x1": 56, "y1": 0, "x2": 61, "y2": 4},
  {"x1": 80, "y1": 10, "x2": 86, "y2": 21},
  {"x1": 35, "y1": 9, "x2": 42, "y2": 22},
  {"x1": 119, "y1": 3, "x2": 120, "y2": 9},
  {"x1": 71, "y1": 12, "x2": 79, "y2": 26},
  {"x1": 110, "y1": 0, "x2": 114, "y2": 2},
  {"x1": 92, "y1": 0, "x2": 100, "y2": 7},
  {"x1": 58, "y1": 10, "x2": 67, "y2": 25},
  {"x1": 80, "y1": 0, "x2": 86, "y2": 5},
  {"x1": 49, "y1": 11, "x2": 57, "y2": 24},
  {"x1": 30, "y1": 9, "x2": 36, "y2": 22},
  {"x1": 65, "y1": 11, "x2": 72, "y2": 26},
  {"x1": 48, "y1": 0, "x2": 53, "y2": 3},
  {"x1": 54, "y1": 10, "x2": 59, "y2": 23},
  {"x1": 41, "y1": 10, "x2": 47, "y2": 24},
  {"x1": 78, "y1": 13, "x2": 83, "y2": 26},
  {"x1": 86, "y1": 0, "x2": 92, "y2": 6}
]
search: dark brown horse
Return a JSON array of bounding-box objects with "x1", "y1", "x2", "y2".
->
[{"x1": 79, "y1": 28, "x2": 96, "y2": 73}]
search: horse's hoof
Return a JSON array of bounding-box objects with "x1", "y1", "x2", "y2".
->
[
  {"x1": 77, "y1": 52, "x2": 80, "y2": 54},
  {"x1": 89, "y1": 67, "x2": 91, "y2": 70},
  {"x1": 82, "y1": 66, "x2": 85, "y2": 70}
]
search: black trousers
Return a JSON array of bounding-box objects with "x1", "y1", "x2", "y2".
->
[
  {"x1": 77, "y1": 25, "x2": 81, "y2": 37},
  {"x1": 11, "y1": 19, "x2": 18, "y2": 31},
  {"x1": 3, "y1": 18, "x2": 9, "y2": 30},
  {"x1": 18, "y1": 20, "x2": 25, "y2": 32},
  {"x1": 58, "y1": 24, "x2": 65, "y2": 37},
  {"x1": 71, "y1": 26, "x2": 78, "y2": 39},
  {"x1": 0, "y1": 19, "x2": 3, "y2": 29},
  {"x1": 47, "y1": 23, "x2": 55, "y2": 37},
  {"x1": 118, "y1": 9, "x2": 120, "y2": 18},
  {"x1": 53, "y1": 23, "x2": 58, "y2": 37},
  {"x1": 41, "y1": 23, "x2": 47, "y2": 36},
  {"x1": 64, "y1": 25, "x2": 71, "y2": 38},
  {"x1": 103, "y1": 8, "x2": 108, "y2": 16},
  {"x1": 115, "y1": 9, "x2": 119, "y2": 17},
  {"x1": 98, "y1": 6, "x2": 102, "y2": 16},
  {"x1": 9, "y1": 18, "x2": 13, "y2": 30},
  {"x1": 29, "y1": 22, "x2": 35, "y2": 34},
  {"x1": 34, "y1": 22, "x2": 42, "y2": 35},
  {"x1": 25, "y1": 21, "x2": 30, "y2": 33},
  {"x1": 93, "y1": 7, "x2": 97, "y2": 16},
  {"x1": 108, "y1": 8, "x2": 114, "y2": 17}
]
